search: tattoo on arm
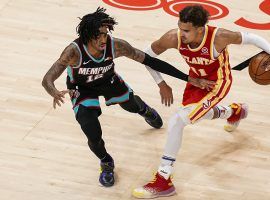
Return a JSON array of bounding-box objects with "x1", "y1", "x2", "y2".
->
[
  {"x1": 114, "y1": 38, "x2": 145, "y2": 63},
  {"x1": 42, "y1": 44, "x2": 79, "y2": 96}
]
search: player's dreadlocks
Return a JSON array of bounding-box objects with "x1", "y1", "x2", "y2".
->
[
  {"x1": 179, "y1": 5, "x2": 209, "y2": 27},
  {"x1": 76, "y1": 7, "x2": 117, "y2": 45}
]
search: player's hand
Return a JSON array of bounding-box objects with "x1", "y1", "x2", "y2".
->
[
  {"x1": 188, "y1": 77, "x2": 216, "y2": 91},
  {"x1": 158, "y1": 81, "x2": 173, "y2": 106},
  {"x1": 52, "y1": 89, "x2": 69, "y2": 109},
  {"x1": 68, "y1": 89, "x2": 77, "y2": 98},
  {"x1": 265, "y1": 65, "x2": 270, "y2": 71}
]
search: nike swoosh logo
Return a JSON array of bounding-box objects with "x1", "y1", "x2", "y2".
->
[
  {"x1": 160, "y1": 170, "x2": 168, "y2": 174},
  {"x1": 104, "y1": 57, "x2": 112, "y2": 61},
  {"x1": 83, "y1": 60, "x2": 92, "y2": 65}
]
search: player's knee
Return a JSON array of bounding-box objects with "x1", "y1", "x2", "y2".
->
[
  {"x1": 168, "y1": 111, "x2": 188, "y2": 129},
  {"x1": 176, "y1": 107, "x2": 192, "y2": 125},
  {"x1": 166, "y1": 111, "x2": 188, "y2": 140},
  {"x1": 120, "y1": 102, "x2": 138, "y2": 113},
  {"x1": 80, "y1": 120, "x2": 102, "y2": 139},
  {"x1": 119, "y1": 93, "x2": 141, "y2": 113}
]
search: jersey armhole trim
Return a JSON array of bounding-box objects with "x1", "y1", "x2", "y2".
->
[
  {"x1": 177, "y1": 29, "x2": 181, "y2": 50},
  {"x1": 109, "y1": 34, "x2": 115, "y2": 59},
  {"x1": 210, "y1": 28, "x2": 219, "y2": 60},
  {"x1": 71, "y1": 42, "x2": 82, "y2": 68}
]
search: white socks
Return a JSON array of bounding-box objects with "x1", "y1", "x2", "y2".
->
[
  {"x1": 158, "y1": 165, "x2": 173, "y2": 180},
  {"x1": 215, "y1": 105, "x2": 233, "y2": 119}
]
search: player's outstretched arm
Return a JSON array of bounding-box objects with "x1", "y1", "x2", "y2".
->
[
  {"x1": 42, "y1": 44, "x2": 79, "y2": 108},
  {"x1": 114, "y1": 30, "x2": 178, "y2": 106},
  {"x1": 114, "y1": 37, "x2": 189, "y2": 81},
  {"x1": 215, "y1": 28, "x2": 270, "y2": 54},
  {"x1": 215, "y1": 28, "x2": 270, "y2": 72},
  {"x1": 114, "y1": 37, "x2": 216, "y2": 91}
]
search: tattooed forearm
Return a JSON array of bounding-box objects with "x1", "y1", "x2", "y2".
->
[
  {"x1": 114, "y1": 38, "x2": 145, "y2": 63},
  {"x1": 42, "y1": 61, "x2": 67, "y2": 96},
  {"x1": 42, "y1": 44, "x2": 79, "y2": 97}
]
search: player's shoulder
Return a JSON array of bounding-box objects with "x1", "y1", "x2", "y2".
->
[
  {"x1": 158, "y1": 28, "x2": 178, "y2": 47},
  {"x1": 166, "y1": 28, "x2": 178, "y2": 35},
  {"x1": 112, "y1": 37, "x2": 124, "y2": 44},
  {"x1": 66, "y1": 42, "x2": 80, "y2": 57},
  {"x1": 215, "y1": 28, "x2": 234, "y2": 39},
  {"x1": 154, "y1": 28, "x2": 178, "y2": 49},
  {"x1": 112, "y1": 37, "x2": 131, "y2": 50},
  {"x1": 162, "y1": 28, "x2": 178, "y2": 41},
  {"x1": 59, "y1": 43, "x2": 81, "y2": 66}
]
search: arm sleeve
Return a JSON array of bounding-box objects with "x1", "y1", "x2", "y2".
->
[
  {"x1": 144, "y1": 45, "x2": 164, "y2": 84},
  {"x1": 142, "y1": 53, "x2": 189, "y2": 82},
  {"x1": 241, "y1": 32, "x2": 270, "y2": 54}
]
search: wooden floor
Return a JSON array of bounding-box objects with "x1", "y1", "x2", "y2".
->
[{"x1": 1, "y1": 0, "x2": 270, "y2": 199}]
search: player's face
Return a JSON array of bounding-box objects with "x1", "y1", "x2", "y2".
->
[
  {"x1": 90, "y1": 26, "x2": 108, "y2": 51},
  {"x1": 178, "y1": 21, "x2": 201, "y2": 44}
]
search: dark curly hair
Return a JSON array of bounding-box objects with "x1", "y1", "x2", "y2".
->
[
  {"x1": 76, "y1": 7, "x2": 117, "y2": 45},
  {"x1": 179, "y1": 5, "x2": 209, "y2": 27}
]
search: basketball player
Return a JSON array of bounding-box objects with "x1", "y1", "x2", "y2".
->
[
  {"x1": 42, "y1": 7, "x2": 214, "y2": 188},
  {"x1": 132, "y1": 5, "x2": 270, "y2": 198}
]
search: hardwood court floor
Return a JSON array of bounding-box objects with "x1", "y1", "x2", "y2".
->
[{"x1": 0, "y1": 0, "x2": 270, "y2": 199}]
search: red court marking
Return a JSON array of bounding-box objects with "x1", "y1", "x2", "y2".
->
[
  {"x1": 102, "y1": 0, "x2": 164, "y2": 10},
  {"x1": 103, "y1": 0, "x2": 269, "y2": 30},
  {"x1": 163, "y1": 0, "x2": 229, "y2": 20},
  {"x1": 260, "y1": 0, "x2": 270, "y2": 15},
  {"x1": 235, "y1": 0, "x2": 270, "y2": 30}
]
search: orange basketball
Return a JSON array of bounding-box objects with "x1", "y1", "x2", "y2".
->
[{"x1": 248, "y1": 52, "x2": 270, "y2": 85}]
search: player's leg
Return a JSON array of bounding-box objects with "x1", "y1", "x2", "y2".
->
[
  {"x1": 180, "y1": 81, "x2": 248, "y2": 131},
  {"x1": 132, "y1": 105, "x2": 216, "y2": 198},
  {"x1": 218, "y1": 103, "x2": 248, "y2": 132},
  {"x1": 132, "y1": 106, "x2": 191, "y2": 198},
  {"x1": 133, "y1": 77, "x2": 234, "y2": 198},
  {"x1": 69, "y1": 83, "x2": 115, "y2": 187},
  {"x1": 76, "y1": 105, "x2": 115, "y2": 187},
  {"x1": 104, "y1": 74, "x2": 163, "y2": 129},
  {"x1": 119, "y1": 93, "x2": 163, "y2": 129},
  {"x1": 193, "y1": 103, "x2": 248, "y2": 132}
]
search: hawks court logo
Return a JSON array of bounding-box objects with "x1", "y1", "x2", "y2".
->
[{"x1": 102, "y1": 0, "x2": 270, "y2": 30}]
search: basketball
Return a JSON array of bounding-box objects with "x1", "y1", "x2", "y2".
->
[{"x1": 248, "y1": 52, "x2": 270, "y2": 85}]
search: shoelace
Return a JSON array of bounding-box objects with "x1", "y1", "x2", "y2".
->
[
  {"x1": 145, "y1": 108, "x2": 157, "y2": 120},
  {"x1": 100, "y1": 163, "x2": 114, "y2": 173},
  {"x1": 149, "y1": 173, "x2": 158, "y2": 184},
  {"x1": 230, "y1": 103, "x2": 241, "y2": 115},
  {"x1": 148, "y1": 172, "x2": 174, "y2": 185}
]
